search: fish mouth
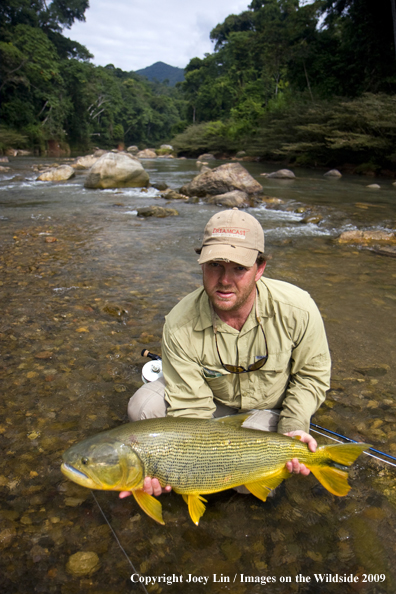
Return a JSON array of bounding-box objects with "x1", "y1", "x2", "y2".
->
[{"x1": 61, "y1": 462, "x2": 88, "y2": 480}]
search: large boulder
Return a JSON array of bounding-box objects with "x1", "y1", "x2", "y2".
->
[
  {"x1": 126, "y1": 145, "x2": 139, "y2": 154},
  {"x1": 180, "y1": 162, "x2": 263, "y2": 198},
  {"x1": 93, "y1": 149, "x2": 107, "y2": 157},
  {"x1": 72, "y1": 154, "x2": 100, "y2": 170},
  {"x1": 37, "y1": 165, "x2": 75, "y2": 182},
  {"x1": 136, "y1": 149, "x2": 157, "y2": 159},
  {"x1": 84, "y1": 152, "x2": 149, "y2": 189},
  {"x1": 207, "y1": 190, "x2": 249, "y2": 208}
]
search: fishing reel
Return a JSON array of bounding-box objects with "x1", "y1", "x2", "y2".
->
[{"x1": 141, "y1": 349, "x2": 163, "y2": 383}]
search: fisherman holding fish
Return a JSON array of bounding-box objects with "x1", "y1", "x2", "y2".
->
[{"x1": 124, "y1": 209, "x2": 331, "y2": 499}]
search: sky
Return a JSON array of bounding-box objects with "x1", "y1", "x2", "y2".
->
[{"x1": 68, "y1": 0, "x2": 251, "y2": 72}]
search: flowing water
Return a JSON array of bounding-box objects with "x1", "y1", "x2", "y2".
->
[{"x1": 0, "y1": 156, "x2": 396, "y2": 594}]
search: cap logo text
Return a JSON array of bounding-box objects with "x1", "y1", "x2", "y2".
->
[{"x1": 212, "y1": 227, "x2": 247, "y2": 239}]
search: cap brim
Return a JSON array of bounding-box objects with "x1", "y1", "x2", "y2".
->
[{"x1": 197, "y1": 244, "x2": 258, "y2": 267}]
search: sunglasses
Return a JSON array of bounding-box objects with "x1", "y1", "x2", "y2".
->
[{"x1": 214, "y1": 322, "x2": 268, "y2": 374}]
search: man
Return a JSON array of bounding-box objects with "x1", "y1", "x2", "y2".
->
[{"x1": 122, "y1": 208, "x2": 331, "y2": 499}]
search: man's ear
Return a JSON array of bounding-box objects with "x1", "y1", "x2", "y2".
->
[{"x1": 255, "y1": 261, "x2": 266, "y2": 281}]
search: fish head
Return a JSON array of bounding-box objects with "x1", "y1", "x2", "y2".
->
[{"x1": 61, "y1": 434, "x2": 144, "y2": 491}]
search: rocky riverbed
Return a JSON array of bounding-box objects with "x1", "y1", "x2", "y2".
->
[{"x1": 0, "y1": 155, "x2": 395, "y2": 593}]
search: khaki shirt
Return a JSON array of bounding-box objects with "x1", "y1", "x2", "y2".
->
[{"x1": 162, "y1": 277, "x2": 331, "y2": 433}]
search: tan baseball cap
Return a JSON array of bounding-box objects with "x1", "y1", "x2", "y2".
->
[{"x1": 195, "y1": 208, "x2": 265, "y2": 267}]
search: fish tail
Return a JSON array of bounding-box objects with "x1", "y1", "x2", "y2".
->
[{"x1": 308, "y1": 443, "x2": 369, "y2": 497}]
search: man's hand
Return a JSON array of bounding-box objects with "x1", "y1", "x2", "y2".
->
[
  {"x1": 284, "y1": 430, "x2": 317, "y2": 476},
  {"x1": 119, "y1": 477, "x2": 172, "y2": 499}
]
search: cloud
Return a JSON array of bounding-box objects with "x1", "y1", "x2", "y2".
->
[{"x1": 68, "y1": 0, "x2": 250, "y2": 71}]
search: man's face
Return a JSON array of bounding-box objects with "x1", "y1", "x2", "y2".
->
[{"x1": 202, "y1": 260, "x2": 266, "y2": 314}]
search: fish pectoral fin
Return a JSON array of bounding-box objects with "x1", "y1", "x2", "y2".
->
[
  {"x1": 132, "y1": 489, "x2": 165, "y2": 525},
  {"x1": 187, "y1": 494, "x2": 207, "y2": 526},
  {"x1": 245, "y1": 468, "x2": 290, "y2": 502},
  {"x1": 244, "y1": 481, "x2": 272, "y2": 502}
]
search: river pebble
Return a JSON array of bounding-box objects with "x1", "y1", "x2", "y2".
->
[{"x1": 66, "y1": 551, "x2": 101, "y2": 576}]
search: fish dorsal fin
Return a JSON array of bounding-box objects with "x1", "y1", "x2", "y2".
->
[
  {"x1": 187, "y1": 494, "x2": 207, "y2": 526},
  {"x1": 214, "y1": 412, "x2": 253, "y2": 428},
  {"x1": 132, "y1": 489, "x2": 165, "y2": 525},
  {"x1": 244, "y1": 467, "x2": 290, "y2": 502}
]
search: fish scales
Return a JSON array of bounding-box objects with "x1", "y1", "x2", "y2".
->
[{"x1": 111, "y1": 416, "x2": 309, "y2": 493}]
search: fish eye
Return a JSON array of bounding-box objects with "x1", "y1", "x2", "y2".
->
[{"x1": 81, "y1": 457, "x2": 89, "y2": 465}]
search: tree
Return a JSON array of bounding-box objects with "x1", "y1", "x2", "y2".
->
[
  {"x1": 0, "y1": 0, "x2": 89, "y2": 32},
  {"x1": 317, "y1": 0, "x2": 396, "y2": 95}
]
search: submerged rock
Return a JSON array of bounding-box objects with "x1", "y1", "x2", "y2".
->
[
  {"x1": 180, "y1": 162, "x2": 263, "y2": 198},
  {"x1": 37, "y1": 165, "x2": 75, "y2": 182},
  {"x1": 152, "y1": 181, "x2": 168, "y2": 191},
  {"x1": 266, "y1": 169, "x2": 296, "y2": 179},
  {"x1": 66, "y1": 551, "x2": 100, "y2": 576},
  {"x1": 84, "y1": 152, "x2": 149, "y2": 189},
  {"x1": 336, "y1": 230, "x2": 396, "y2": 245},
  {"x1": 301, "y1": 215, "x2": 323, "y2": 224},
  {"x1": 372, "y1": 245, "x2": 396, "y2": 257},
  {"x1": 137, "y1": 206, "x2": 179, "y2": 218},
  {"x1": 324, "y1": 169, "x2": 342, "y2": 178},
  {"x1": 197, "y1": 153, "x2": 215, "y2": 161},
  {"x1": 160, "y1": 189, "x2": 188, "y2": 200}
]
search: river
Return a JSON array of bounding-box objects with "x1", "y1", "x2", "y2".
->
[{"x1": 0, "y1": 156, "x2": 395, "y2": 593}]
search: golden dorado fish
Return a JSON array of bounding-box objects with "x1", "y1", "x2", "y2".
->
[{"x1": 61, "y1": 414, "x2": 369, "y2": 526}]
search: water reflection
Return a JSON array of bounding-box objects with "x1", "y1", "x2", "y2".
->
[{"x1": 0, "y1": 157, "x2": 395, "y2": 593}]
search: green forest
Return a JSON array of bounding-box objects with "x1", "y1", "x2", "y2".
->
[{"x1": 1, "y1": 0, "x2": 396, "y2": 171}]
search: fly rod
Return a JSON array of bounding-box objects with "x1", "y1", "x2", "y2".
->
[
  {"x1": 141, "y1": 351, "x2": 396, "y2": 467},
  {"x1": 310, "y1": 422, "x2": 396, "y2": 464}
]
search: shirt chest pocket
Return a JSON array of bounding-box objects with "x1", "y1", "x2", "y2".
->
[
  {"x1": 255, "y1": 351, "x2": 292, "y2": 397},
  {"x1": 203, "y1": 372, "x2": 235, "y2": 403}
]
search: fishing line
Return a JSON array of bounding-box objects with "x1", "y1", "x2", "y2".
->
[{"x1": 90, "y1": 490, "x2": 149, "y2": 594}]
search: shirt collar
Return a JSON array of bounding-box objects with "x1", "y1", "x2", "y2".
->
[{"x1": 194, "y1": 278, "x2": 274, "y2": 333}]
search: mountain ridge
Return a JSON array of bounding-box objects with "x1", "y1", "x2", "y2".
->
[{"x1": 135, "y1": 61, "x2": 185, "y2": 86}]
